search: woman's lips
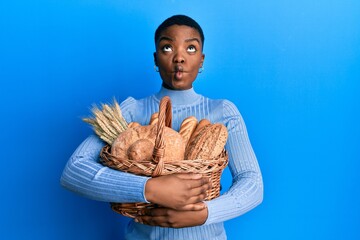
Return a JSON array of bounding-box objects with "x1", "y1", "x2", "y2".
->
[
  {"x1": 175, "y1": 65, "x2": 183, "y2": 72},
  {"x1": 173, "y1": 65, "x2": 184, "y2": 80},
  {"x1": 175, "y1": 71, "x2": 183, "y2": 80}
]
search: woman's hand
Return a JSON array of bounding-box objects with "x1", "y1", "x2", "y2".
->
[
  {"x1": 135, "y1": 206, "x2": 208, "y2": 228},
  {"x1": 145, "y1": 173, "x2": 211, "y2": 211}
]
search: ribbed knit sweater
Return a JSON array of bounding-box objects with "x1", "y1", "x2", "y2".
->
[{"x1": 60, "y1": 86, "x2": 263, "y2": 240}]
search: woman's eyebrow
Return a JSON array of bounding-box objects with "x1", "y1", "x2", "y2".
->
[
  {"x1": 185, "y1": 38, "x2": 200, "y2": 44},
  {"x1": 158, "y1": 36, "x2": 173, "y2": 43},
  {"x1": 158, "y1": 36, "x2": 200, "y2": 44}
]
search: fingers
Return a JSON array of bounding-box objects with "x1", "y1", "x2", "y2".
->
[
  {"x1": 136, "y1": 215, "x2": 169, "y2": 227},
  {"x1": 136, "y1": 208, "x2": 170, "y2": 227},
  {"x1": 135, "y1": 206, "x2": 209, "y2": 228},
  {"x1": 176, "y1": 175, "x2": 211, "y2": 207},
  {"x1": 176, "y1": 173, "x2": 203, "y2": 180},
  {"x1": 189, "y1": 182, "x2": 212, "y2": 196},
  {"x1": 143, "y1": 208, "x2": 169, "y2": 217},
  {"x1": 171, "y1": 180, "x2": 210, "y2": 209},
  {"x1": 176, "y1": 202, "x2": 207, "y2": 211},
  {"x1": 186, "y1": 193, "x2": 207, "y2": 205},
  {"x1": 183, "y1": 176, "x2": 211, "y2": 189},
  {"x1": 137, "y1": 216, "x2": 174, "y2": 228},
  {"x1": 176, "y1": 186, "x2": 209, "y2": 208},
  {"x1": 144, "y1": 173, "x2": 211, "y2": 209}
]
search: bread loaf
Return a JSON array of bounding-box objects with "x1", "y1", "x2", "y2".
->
[
  {"x1": 185, "y1": 123, "x2": 228, "y2": 160},
  {"x1": 127, "y1": 139, "x2": 154, "y2": 161},
  {"x1": 149, "y1": 112, "x2": 159, "y2": 125},
  {"x1": 128, "y1": 122, "x2": 141, "y2": 128},
  {"x1": 111, "y1": 125, "x2": 155, "y2": 160},
  {"x1": 179, "y1": 116, "x2": 198, "y2": 146},
  {"x1": 111, "y1": 124, "x2": 185, "y2": 162},
  {"x1": 187, "y1": 119, "x2": 211, "y2": 148}
]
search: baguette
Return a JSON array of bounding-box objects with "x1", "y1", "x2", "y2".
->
[
  {"x1": 128, "y1": 122, "x2": 141, "y2": 128},
  {"x1": 149, "y1": 112, "x2": 159, "y2": 125},
  {"x1": 187, "y1": 119, "x2": 211, "y2": 148},
  {"x1": 179, "y1": 116, "x2": 198, "y2": 146}
]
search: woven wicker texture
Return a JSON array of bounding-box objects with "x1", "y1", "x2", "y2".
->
[{"x1": 100, "y1": 96, "x2": 228, "y2": 218}]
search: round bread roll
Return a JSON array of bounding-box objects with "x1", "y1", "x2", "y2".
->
[
  {"x1": 179, "y1": 116, "x2": 198, "y2": 146},
  {"x1": 111, "y1": 124, "x2": 185, "y2": 162},
  {"x1": 127, "y1": 139, "x2": 154, "y2": 161},
  {"x1": 111, "y1": 125, "x2": 155, "y2": 160}
]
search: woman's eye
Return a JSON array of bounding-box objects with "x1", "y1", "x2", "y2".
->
[
  {"x1": 187, "y1": 46, "x2": 197, "y2": 53},
  {"x1": 162, "y1": 45, "x2": 172, "y2": 52}
]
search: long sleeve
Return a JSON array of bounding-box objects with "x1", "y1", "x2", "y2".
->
[
  {"x1": 204, "y1": 100, "x2": 263, "y2": 225},
  {"x1": 60, "y1": 97, "x2": 150, "y2": 203},
  {"x1": 61, "y1": 87, "x2": 263, "y2": 240}
]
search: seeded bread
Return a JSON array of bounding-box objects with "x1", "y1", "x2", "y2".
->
[{"x1": 185, "y1": 123, "x2": 228, "y2": 160}]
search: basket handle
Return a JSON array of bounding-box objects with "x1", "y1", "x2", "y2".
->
[{"x1": 152, "y1": 96, "x2": 172, "y2": 177}]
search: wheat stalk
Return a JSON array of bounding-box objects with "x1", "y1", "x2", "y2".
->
[{"x1": 82, "y1": 99, "x2": 128, "y2": 145}]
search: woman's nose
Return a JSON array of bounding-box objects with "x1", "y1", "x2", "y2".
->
[{"x1": 173, "y1": 51, "x2": 185, "y2": 63}]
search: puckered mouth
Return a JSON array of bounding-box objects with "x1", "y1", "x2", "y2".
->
[{"x1": 173, "y1": 65, "x2": 184, "y2": 73}]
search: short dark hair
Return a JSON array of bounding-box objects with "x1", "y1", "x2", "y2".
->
[{"x1": 154, "y1": 15, "x2": 205, "y2": 49}]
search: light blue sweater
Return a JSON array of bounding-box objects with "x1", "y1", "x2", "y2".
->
[{"x1": 60, "y1": 87, "x2": 263, "y2": 240}]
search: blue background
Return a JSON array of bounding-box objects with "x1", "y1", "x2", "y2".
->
[{"x1": 1, "y1": 0, "x2": 359, "y2": 239}]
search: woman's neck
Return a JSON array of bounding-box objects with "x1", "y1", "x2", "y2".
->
[{"x1": 155, "y1": 85, "x2": 201, "y2": 106}]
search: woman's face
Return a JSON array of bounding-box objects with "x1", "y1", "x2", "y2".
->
[{"x1": 155, "y1": 25, "x2": 205, "y2": 90}]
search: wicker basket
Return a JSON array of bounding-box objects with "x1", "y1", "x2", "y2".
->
[{"x1": 100, "y1": 96, "x2": 228, "y2": 218}]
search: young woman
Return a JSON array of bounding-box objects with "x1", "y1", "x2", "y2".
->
[{"x1": 61, "y1": 15, "x2": 263, "y2": 240}]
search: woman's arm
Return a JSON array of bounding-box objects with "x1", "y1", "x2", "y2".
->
[
  {"x1": 60, "y1": 134, "x2": 211, "y2": 207},
  {"x1": 61, "y1": 96, "x2": 212, "y2": 207},
  {"x1": 204, "y1": 100, "x2": 263, "y2": 225},
  {"x1": 60, "y1": 135, "x2": 150, "y2": 203},
  {"x1": 60, "y1": 97, "x2": 150, "y2": 202},
  {"x1": 136, "y1": 100, "x2": 263, "y2": 227}
]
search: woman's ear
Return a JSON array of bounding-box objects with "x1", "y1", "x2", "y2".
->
[
  {"x1": 153, "y1": 52, "x2": 158, "y2": 66},
  {"x1": 201, "y1": 53, "x2": 205, "y2": 67}
]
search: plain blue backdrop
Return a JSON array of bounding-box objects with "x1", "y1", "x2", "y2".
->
[{"x1": 1, "y1": 0, "x2": 359, "y2": 239}]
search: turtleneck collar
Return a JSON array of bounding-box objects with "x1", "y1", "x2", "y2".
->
[{"x1": 154, "y1": 86, "x2": 201, "y2": 106}]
